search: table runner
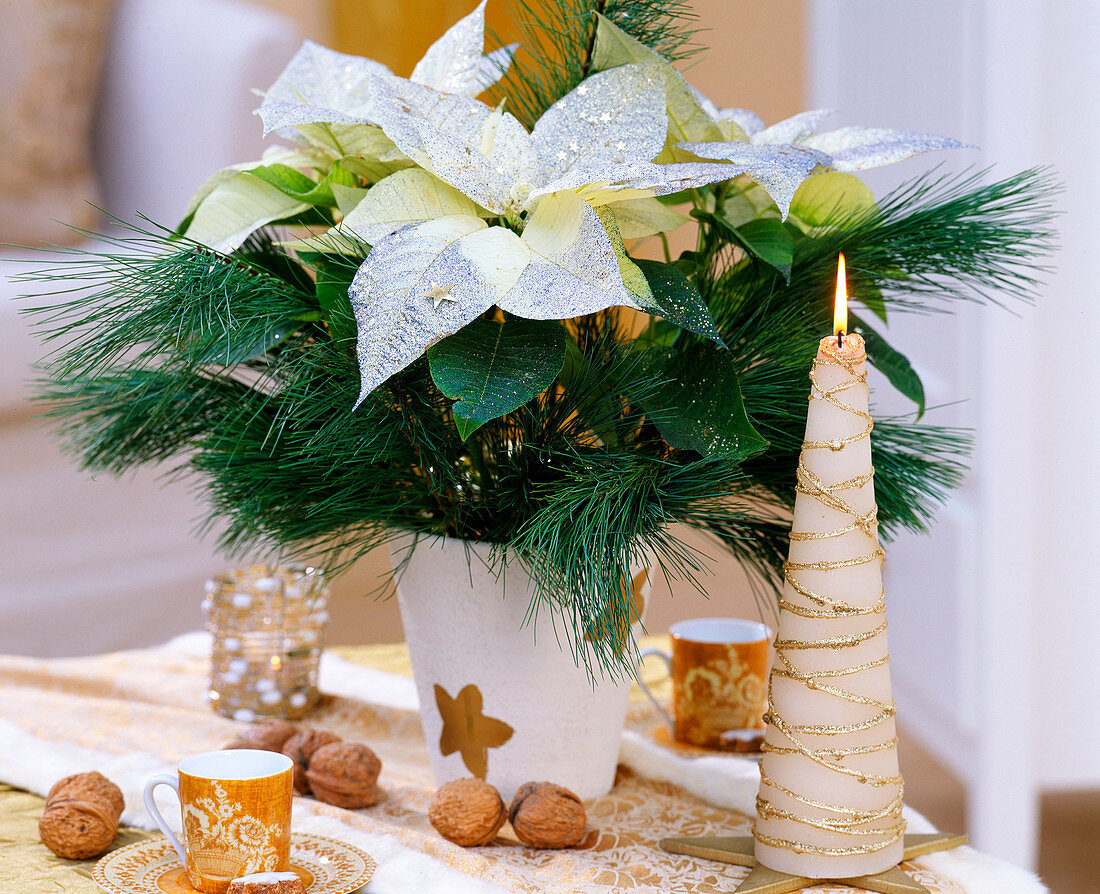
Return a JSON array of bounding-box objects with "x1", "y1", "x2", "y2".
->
[{"x1": 0, "y1": 636, "x2": 1046, "y2": 893}]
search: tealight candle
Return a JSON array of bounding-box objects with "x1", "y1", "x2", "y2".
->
[{"x1": 206, "y1": 565, "x2": 329, "y2": 722}]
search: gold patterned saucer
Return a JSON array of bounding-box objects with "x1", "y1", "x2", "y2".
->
[
  {"x1": 93, "y1": 833, "x2": 374, "y2": 894},
  {"x1": 645, "y1": 720, "x2": 763, "y2": 760}
]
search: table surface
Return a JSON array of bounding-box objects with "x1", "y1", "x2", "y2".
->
[{"x1": 0, "y1": 638, "x2": 1032, "y2": 894}]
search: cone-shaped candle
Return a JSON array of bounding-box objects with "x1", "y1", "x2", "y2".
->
[{"x1": 753, "y1": 255, "x2": 905, "y2": 878}]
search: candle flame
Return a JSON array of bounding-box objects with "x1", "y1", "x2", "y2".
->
[{"x1": 834, "y1": 253, "x2": 848, "y2": 341}]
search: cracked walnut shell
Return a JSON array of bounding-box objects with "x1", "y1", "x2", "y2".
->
[
  {"x1": 39, "y1": 771, "x2": 125, "y2": 859},
  {"x1": 306, "y1": 742, "x2": 382, "y2": 809},
  {"x1": 509, "y1": 781, "x2": 587, "y2": 849},
  {"x1": 429, "y1": 778, "x2": 506, "y2": 847},
  {"x1": 282, "y1": 729, "x2": 342, "y2": 794},
  {"x1": 225, "y1": 719, "x2": 300, "y2": 753}
]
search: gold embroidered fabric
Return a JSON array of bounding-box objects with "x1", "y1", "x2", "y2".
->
[
  {"x1": 0, "y1": 784, "x2": 152, "y2": 893},
  {"x1": 0, "y1": 640, "x2": 966, "y2": 894}
]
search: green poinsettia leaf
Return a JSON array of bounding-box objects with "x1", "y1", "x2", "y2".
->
[
  {"x1": 315, "y1": 262, "x2": 359, "y2": 346},
  {"x1": 657, "y1": 189, "x2": 695, "y2": 206},
  {"x1": 644, "y1": 318, "x2": 684, "y2": 348},
  {"x1": 851, "y1": 312, "x2": 925, "y2": 417},
  {"x1": 247, "y1": 163, "x2": 315, "y2": 194},
  {"x1": 638, "y1": 343, "x2": 768, "y2": 458},
  {"x1": 248, "y1": 161, "x2": 359, "y2": 208},
  {"x1": 855, "y1": 280, "x2": 888, "y2": 324},
  {"x1": 694, "y1": 210, "x2": 794, "y2": 281},
  {"x1": 731, "y1": 218, "x2": 794, "y2": 281},
  {"x1": 632, "y1": 258, "x2": 723, "y2": 344},
  {"x1": 722, "y1": 175, "x2": 782, "y2": 227},
  {"x1": 428, "y1": 314, "x2": 567, "y2": 439},
  {"x1": 672, "y1": 250, "x2": 700, "y2": 279}
]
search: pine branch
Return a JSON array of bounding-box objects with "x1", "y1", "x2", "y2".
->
[
  {"x1": 21, "y1": 170, "x2": 1057, "y2": 677},
  {"x1": 495, "y1": 0, "x2": 701, "y2": 128},
  {"x1": 22, "y1": 229, "x2": 318, "y2": 383},
  {"x1": 603, "y1": 0, "x2": 700, "y2": 61},
  {"x1": 36, "y1": 368, "x2": 250, "y2": 475}
]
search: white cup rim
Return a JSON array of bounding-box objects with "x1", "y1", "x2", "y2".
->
[
  {"x1": 669, "y1": 617, "x2": 772, "y2": 645},
  {"x1": 178, "y1": 748, "x2": 292, "y2": 781}
]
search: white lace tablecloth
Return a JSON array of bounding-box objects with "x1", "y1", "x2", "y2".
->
[{"x1": 0, "y1": 634, "x2": 1047, "y2": 893}]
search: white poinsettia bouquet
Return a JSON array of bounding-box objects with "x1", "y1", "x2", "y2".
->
[
  {"x1": 32, "y1": 0, "x2": 1051, "y2": 670},
  {"x1": 181, "y1": 1, "x2": 959, "y2": 431}
]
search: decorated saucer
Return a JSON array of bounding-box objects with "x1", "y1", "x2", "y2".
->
[
  {"x1": 93, "y1": 833, "x2": 374, "y2": 894},
  {"x1": 643, "y1": 718, "x2": 763, "y2": 760}
]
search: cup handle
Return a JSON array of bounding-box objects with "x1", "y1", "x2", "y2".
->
[
  {"x1": 637, "y1": 647, "x2": 675, "y2": 730},
  {"x1": 143, "y1": 774, "x2": 187, "y2": 866}
]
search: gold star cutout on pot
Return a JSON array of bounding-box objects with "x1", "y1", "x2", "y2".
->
[
  {"x1": 423, "y1": 281, "x2": 458, "y2": 309},
  {"x1": 434, "y1": 683, "x2": 514, "y2": 778},
  {"x1": 659, "y1": 832, "x2": 967, "y2": 894}
]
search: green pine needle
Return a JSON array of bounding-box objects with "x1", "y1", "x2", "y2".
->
[
  {"x1": 494, "y1": 0, "x2": 701, "y2": 128},
  {"x1": 23, "y1": 229, "x2": 318, "y2": 383},
  {"x1": 22, "y1": 166, "x2": 1058, "y2": 677}
]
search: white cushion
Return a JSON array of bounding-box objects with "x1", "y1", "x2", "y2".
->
[{"x1": 0, "y1": 0, "x2": 302, "y2": 656}]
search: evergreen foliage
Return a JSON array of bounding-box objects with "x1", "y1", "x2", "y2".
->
[
  {"x1": 495, "y1": 0, "x2": 700, "y2": 128},
  {"x1": 19, "y1": 2, "x2": 1058, "y2": 676}
]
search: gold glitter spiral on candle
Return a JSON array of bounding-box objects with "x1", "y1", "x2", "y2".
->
[{"x1": 753, "y1": 335, "x2": 906, "y2": 859}]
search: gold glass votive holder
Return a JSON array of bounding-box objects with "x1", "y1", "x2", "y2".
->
[{"x1": 204, "y1": 565, "x2": 329, "y2": 721}]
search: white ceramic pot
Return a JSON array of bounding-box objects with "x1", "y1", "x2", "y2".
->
[{"x1": 392, "y1": 534, "x2": 649, "y2": 801}]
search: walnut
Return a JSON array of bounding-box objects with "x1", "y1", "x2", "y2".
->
[
  {"x1": 282, "y1": 729, "x2": 342, "y2": 794},
  {"x1": 305, "y1": 742, "x2": 382, "y2": 809},
  {"x1": 39, "y1": 771, "x2": 124, "y2": 859},
  {"x1": 225, "y1": 719, "x2": 300, "y2": 753},
  {"x1": 429, "y1": 778, "x2": 506, "y2": 847},
  {"x1": 508, "y1": 781, "x2": 587, "y2": 849}
]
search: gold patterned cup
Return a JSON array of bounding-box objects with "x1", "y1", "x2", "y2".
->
[
  {"x1": 639, "y1": 618, "x2": 772, "y2": 749},
  {"x1": 143, "y1": 749, "x2": 294, "y2": 894}
]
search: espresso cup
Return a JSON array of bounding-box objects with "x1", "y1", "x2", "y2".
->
[
  {"x1": 144, "y1": 749, "x2": 294, "y2": 894},
  {"x1": 639, "y1": 617, "x2": 772, "y2": 749}
]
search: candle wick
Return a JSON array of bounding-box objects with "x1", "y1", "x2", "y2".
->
[{"x1": 837, "y1": 331, "x2": 845, "y2": 348}]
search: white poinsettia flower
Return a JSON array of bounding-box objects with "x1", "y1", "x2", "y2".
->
[
  {"x1": 253, "y1": 43, "x2": 791, "y2": 401},
  {"x1": 186, "y1": 2, "x2": 855, "y2": 401},
  {"x1": 799, "y1": 122, "x2": 969, "y2": 172},
  {"x1": 331, "y1": 55, "x2": 843, "y2": 401},
  {"x1": 183, "y1": 1, "x2": 515, "y2": 254},
  {"x1": 590, "y1": 16, "x2": 966, "y2": 218},
  {"x1": 409, "y1": 0, "x2": 517, "y2": 97},
  {"x1": 256, "y1": 0, "x2": 513, "y2": 141},
  {"x1": 680, "y1": 99, "x2": 968, "y2": 216}
]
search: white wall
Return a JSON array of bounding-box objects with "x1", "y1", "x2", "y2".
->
[
  {"x1": 809, "y1": 0, "x2": 1100, "y2": 869},
  {"x1": 1024, "y1": 3, "x2": 1100, "y2": 794}
]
